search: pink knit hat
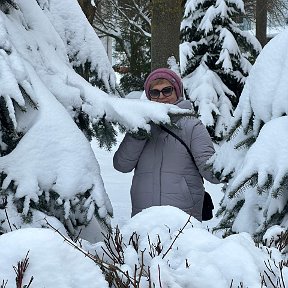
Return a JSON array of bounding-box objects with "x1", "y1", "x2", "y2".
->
[{"x1": 144, "y1": 68, "x2": 183, "y2": 100}]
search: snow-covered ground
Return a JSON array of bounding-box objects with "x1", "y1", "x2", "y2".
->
[{"x1": 0, "y1": 133, "x2": 287, "y2": 288}]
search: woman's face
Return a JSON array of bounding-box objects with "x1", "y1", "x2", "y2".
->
[{"x1": 149, "y1": 79, "x2": 178, "y2": 104}]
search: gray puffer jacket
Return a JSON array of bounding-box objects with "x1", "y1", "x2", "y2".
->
[{"x1": 113, "y1": 100, "x2": 219, "y2": 221}]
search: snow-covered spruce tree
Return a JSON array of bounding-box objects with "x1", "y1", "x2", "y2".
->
[
  {"x1": 209, "y1": 29, "x2": 288, "y2": 241},
  {"x1": 0, "y1": 0, "x2": 186, "y2": 240},
  {"x1": 180, "y1": 0, "x2": 261, "y2": 141}
]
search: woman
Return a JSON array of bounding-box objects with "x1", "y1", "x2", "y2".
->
[{"x1": 113, "y1": 68, "x2": 219, "y2": 221}]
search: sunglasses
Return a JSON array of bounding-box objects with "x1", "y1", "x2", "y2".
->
[{"x1": 149, "y1": 86, "x2": 174, "y2": 98}]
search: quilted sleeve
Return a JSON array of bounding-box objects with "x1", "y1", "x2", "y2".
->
[
  {"x1": 190, "y1": 120, "x2": 220, "y2": 184},
  {"x1": 113, "y1": 133, "x2": 147, "y2": 173}
]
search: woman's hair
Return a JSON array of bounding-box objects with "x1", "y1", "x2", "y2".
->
[{"x1": 149, "y1": 78, "x2": 171, "y2": 89}]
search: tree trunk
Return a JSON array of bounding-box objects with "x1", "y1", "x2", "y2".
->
[
  {"x1": 256, "y1": 0, "x2": 267, "y2": 47},
  {"x1": 78, "y1": 0, "x2": 96, "y2": 25},
  {"x1": 151, "y1": 0, "x2": 183, "y2": 71}
]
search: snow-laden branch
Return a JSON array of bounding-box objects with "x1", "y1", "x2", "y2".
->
[
  {"x1": 41, "y1": 0, "x2": 116, "y2": 92},
  {"x1": 131, "y1": 0, "x2": 151, "y2": 27},
  {"x1": 94, "y1": 15, "x2": 121, "y2": 38},
  {"x1": 68, "y1": 71, "x2": 191, "y2": 133},
  {"x1": 183, "y1": 63, "x2": 234, "y2": 138}
]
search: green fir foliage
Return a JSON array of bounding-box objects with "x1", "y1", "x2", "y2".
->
[
  {"x1": 271, "y1": 174, "x2": 288, "y2": 198},
  {"x1": 234, "y1": 135, "x2": 256, "y2": 150},
  {"x1": 226, "y1": 118, "x2": 242, "y2": 141},
  {"x1": 0, "y1": 97, "x2": 20, "y2": 156},
  {"x1": 92, "y1": 118, "x2": 118, "y2": 151},
  {"x1": 213, "y1": 199, "x2": 245, "y2": 237},
  {"x1": 0, "y1": 0, "x2": 18, "y2": 13},
  {"x1": 256, "y1": 174, "x2": 273, "y2": 195},
  {"x1": 74, "y1": 61, "x2": 111, "y2": 93},
  {"x1": 254, "y1": 202, "x2": 288, "y2": 242},
  {"x1": 228, "y1": 173, "x2": 258, "y2": 199},
  {"x1": 74, "y1": 109, "x2": 94, "y2": 141}
]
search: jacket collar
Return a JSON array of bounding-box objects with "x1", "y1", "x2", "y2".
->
[{"x1": 174, "y1": 99, "x2": 192, "y2": 109}]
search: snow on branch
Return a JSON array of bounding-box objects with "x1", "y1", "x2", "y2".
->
[
  {"x1": 40, "y1": 0, "x2": 116, "y2": 92},
  {"x1": 183, "y1": 63, "x2": 234, "y2": 138},
  {"x1": 213, "y1": 117, "x2": 288, "y2": 237}
]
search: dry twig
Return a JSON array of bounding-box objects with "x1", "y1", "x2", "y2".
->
[
  {"x1": 13, "y1": 251, "x2": 33, "y2": 288},
  {"x1": 162, "y1": 214, "x2": 193, "y2": 259}
]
